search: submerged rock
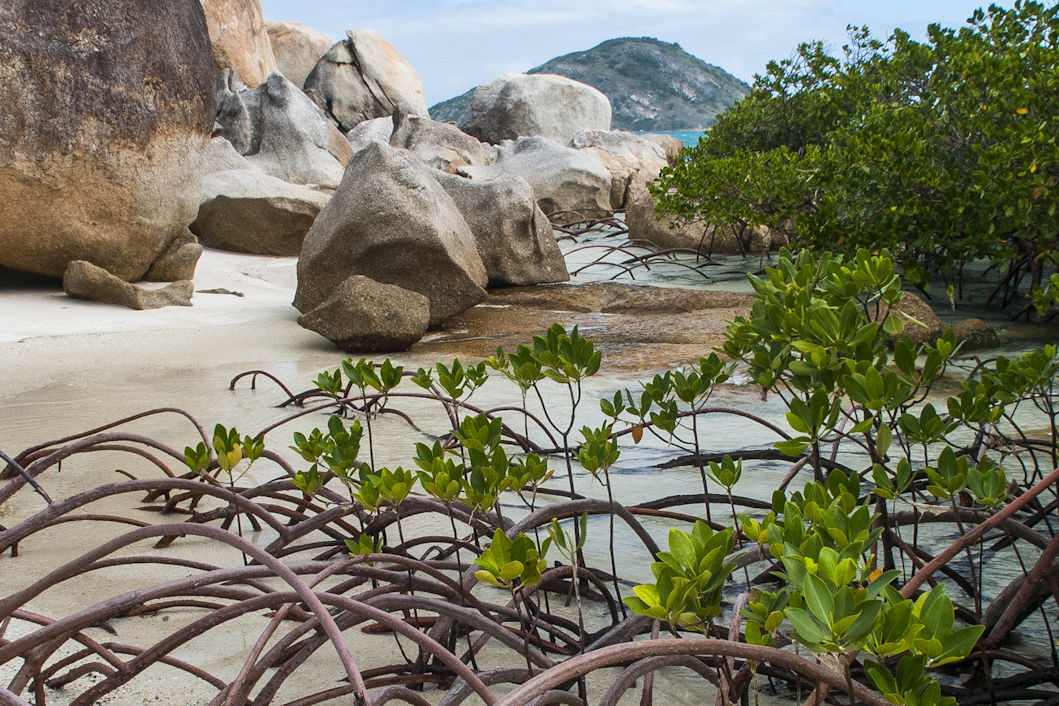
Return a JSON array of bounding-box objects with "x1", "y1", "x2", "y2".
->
[
  {"x1": 435, "y1": 171, "x2": 568, "y2": 287},
  {"x1": 304, "y1": 30, "x2": 429, "y2": 132},
  {"x1": 417, "y1": 282, "x2": 755, "y2": 371},
  {"x1": 0, "y1": 0, "x2": 214, "y2": 282},
  {"x1": 461, "y1": 73, "x2": 611, "y2": 145},
  {"x1": 295, "y1": 143, "x2": 487, "y2": 327},
  {"x1": 63, "y1": 261, "x2": 193, "y2": 310},
  {"x1": 297, "y1": 275, "x2": 430, "y2": 352}
]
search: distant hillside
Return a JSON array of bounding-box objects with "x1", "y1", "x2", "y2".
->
[{"x1": 429, "y1": 37, "x2": 749, "y2": 132}]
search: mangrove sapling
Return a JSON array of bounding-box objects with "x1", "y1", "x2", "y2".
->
[
  {"x1": 474, "y1": 527, "x2": 551, "y2": 675},
  {"x1": 342, "y1": 358, "x2": 404, "y2": 472},
  {"x1": 577, "y1": 424, "x2": 626, "y2": 618},
  {"x1": 506, "y1": 323, "x2": 602, "y2": 643},
  {"x1": 184, "y1": 424, "x2": 264, "y2": 562},
  {"x1": 411, "y1": 358, "x2": 490, "y2": 433}
]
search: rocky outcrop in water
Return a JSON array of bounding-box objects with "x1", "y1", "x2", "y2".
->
[
  {"x1": 304, "y1": 30, "x2": 429, "y2": 132},
  {"x1": 461, "y1": 74, "x2": 611, "y2": 146},
  {"x1": 459, "y1": 137, "x2": 612, "y2": 218},
  {"x1": 265, "y1": 20, "x2": 334, "y2": 89},
  {"x1": 571, "y1": 130, "x2": 669, "y2": 208},
  {"x1": 0, "y1": 0, "x2": 214, "y2": 282},
  {"x1": 295, "y1": 143, "x2": 487, "y2": 328},
  {"x1": 215, "y1": 73, "x2": 353, "y2": 188},
  {"x1": 625, "y1": 179, "x2": 770, "y2": 255},
  {"x1": 201, "y1": 0, "x2": 277, "y2": 86},
  {"x1": 297, "y1": 275, "x2": 431, "y2": 352}
]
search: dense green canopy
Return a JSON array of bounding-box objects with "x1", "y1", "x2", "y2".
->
[{"x1": 654, "y1": 3, "x2": 1058, "y2": 309}]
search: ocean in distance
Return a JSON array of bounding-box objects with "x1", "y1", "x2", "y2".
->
[
  {"x1": 637, "y1": 129, "x2": 704, "y2": 147},
  {"x1": 662, "y1": 129, "x2": 705, "y2": 146}
]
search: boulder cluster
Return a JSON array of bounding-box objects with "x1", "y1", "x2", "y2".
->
[{"x1": 0, "y1": 0, "x2": 686, "y2": 351}]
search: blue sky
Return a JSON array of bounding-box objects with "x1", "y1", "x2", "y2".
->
[{"x1": 259, "y1": 0, "x2": 996, "y2": 106}]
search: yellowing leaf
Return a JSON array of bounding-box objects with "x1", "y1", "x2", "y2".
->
[
  {"x1": 631, "y1": 425, "x2": 644, "y2": 443},
  {"x1": 1016, "y1": 107, "x2": 1029, "y2": 115}
]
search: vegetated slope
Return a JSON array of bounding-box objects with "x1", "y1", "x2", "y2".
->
[{"x1": 429, "y1": 37, "x2": 749, "y2": 132}]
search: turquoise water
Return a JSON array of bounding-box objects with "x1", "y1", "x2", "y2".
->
[
  {"x1": 636, "y1": 129, "x2": 705, "y2": 147},
  {"x1": 661, "y1": 129, "x2": 705, "y2": 146}
]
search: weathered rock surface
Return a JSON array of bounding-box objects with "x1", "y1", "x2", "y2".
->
[
  {"x1": 0, "y1": 0, "x2": 214, "y2": 281},
  {"x1": 572, "y1": 129, "x2": 670, "y2": 207},
  {"x1": 346, "y1": 116, "x2": 395, "y2": 154},
  {"x1": 390, "y1": 113, "x2": 493, "y2": 172},
  {"x1": 626, "y1": 178, "x2": 705, "y2": 251},
  {"x1": 435, "y1": 171, "x2": 568, "y2": 287},
  {"x1": 304, "y1": 30, "x2": 429, "y2": 132},
  {"x1": 419, "y1": 282, "x2": 755, "y2": 372},
  {"x1": 203, "y1": 136, "x2": 253, "y2": 173},
  {"x1": 953, "y1": 317, "x2": 999, "y2": 350},
  {"x1": 295, "y1": 143, "x2": 487, "y2": 326},
  {"x1": 298, "y1": 275, "x2": 430, "y2": 352},
  {"x1": 215, "y1": 73, "x2": 353, "y2": 188},
  {"x1": 642, "y1": 133, "x2": 686, "y2": 165},
  {"x1": 193, "y1": 169, "x2": 331, "y2": 255},
  {"x1": 880, "y1": 292, "x2": 946, "y2": 345},
  {"x1": 459, "y1": 137, "x2": 611, "y2": 219},
  {"x1": 572, "y1": 130, "x2": 669, "y2": 175},
  {"x1": 143, "y1": 232, "x2": 203, "y2": 282},
  {"x1": 461, "y1": 73, "x2": 611, "y2": 146},
  {"x1": 202, "y1": 0, "x2": 277, "y2": 86},
  {"x1": 63, "y1": 261, "x2": 193, "y2": 310},
  {"x1": 265, "y1": 20, "x2": 334, "y2": 89}
]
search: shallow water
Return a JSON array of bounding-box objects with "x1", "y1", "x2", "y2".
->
[{"x1": 2, "y1": 232, "x2": 1056, "y2": 703}]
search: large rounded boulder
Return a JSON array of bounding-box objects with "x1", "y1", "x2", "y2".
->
[
  {"x1": 0, "y1": 0, "x2": 214, "y2": 281},
  {"x1": 202, "y1": 0, "x2": 277, "y2": 86},
  {"x1": 297, "y1": 275, "x2": 431, "y2": 353},
  {"x1": 265, "y1": 20, "x2": 334, "y2": 89},
  {"x1": 295, "y1": 143, "x2": 487, "y2": 327},
  {"x1": 304, "y1": 30, "x2": 429, "y2": 132},
  {"x1": 461, "y1": 73, "x2": 611, "y2": 145}
]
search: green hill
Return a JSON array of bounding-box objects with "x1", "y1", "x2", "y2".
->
[{"x1": 429, "y1": 37, "x2": 749, "y2": 132}]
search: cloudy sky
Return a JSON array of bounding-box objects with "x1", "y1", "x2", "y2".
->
[{"x1": 259, "y1": 0, "x2": 995, "y2": 106}]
